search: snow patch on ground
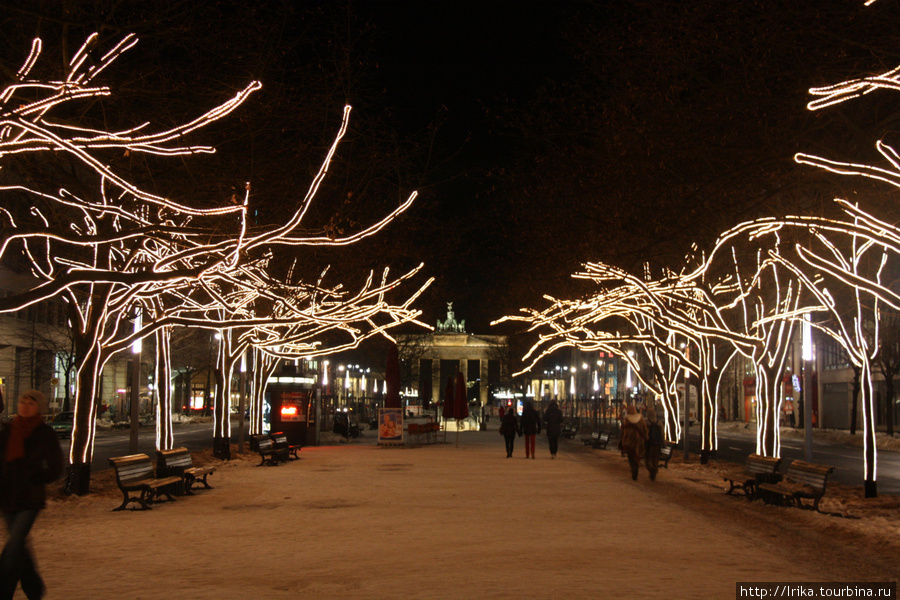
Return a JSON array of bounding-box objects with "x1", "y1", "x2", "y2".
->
[{"x1": 25, "y1": 432, "x2": 900, "y2": 599}]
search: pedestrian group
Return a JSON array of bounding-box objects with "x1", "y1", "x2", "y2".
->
[{"x1": 498, "y1": 400, "x2": 666, "y2": 481}]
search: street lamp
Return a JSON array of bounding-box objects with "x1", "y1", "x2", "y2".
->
[
  {"x1": 626, "y1": 350, "x2": 634, "y2": 390},
  {"x1": 802, "y1": 314, "x2": 813, "y2": 461},
  {"x1": 129, "y1": 309, "x2": 142, "y2": 454}
]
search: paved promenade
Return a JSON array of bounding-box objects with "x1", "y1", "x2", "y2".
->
[{"x1": 14, "y1": 431, "x2": 899, "y2": 600}]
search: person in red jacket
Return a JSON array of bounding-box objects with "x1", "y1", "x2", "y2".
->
[{"x1": 0, "y1": 390, "x2": 64, "y2": 600}]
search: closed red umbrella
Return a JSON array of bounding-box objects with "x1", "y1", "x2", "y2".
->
[
  {"x1": 442, "y1": 376, "x2": 455, "y2": 420},
  {"x1": 453, "y1": 372, "x2": 469, "y2": 421},
  {"x1": 384, "y1": 343, "x2": 401, "y2": 409}
]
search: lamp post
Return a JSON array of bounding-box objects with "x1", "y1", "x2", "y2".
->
[
  {"x1": 682, "y1": 342, "x2": 690, "y2": 461},
  {"x1": 802, "y1": 314, "x2": 814, "y2": 462},
  {"x1": 237, "y1": 350, "x2": 247, "y2": 454},
  {"x1": 129, "y1": 309, "x2": 142, "y2": 454}
]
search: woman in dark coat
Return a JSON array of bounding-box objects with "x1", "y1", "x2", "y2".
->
[
  {"x1": 0, "y1": 390, "x2": 64, "y2": 600},
  {"x1": 543, "y1": 401, "x2": 564, "y2": 459},
  {"x1": 619, "y1": 404, "x2": 649, "y2": 480},
  {"x1": 499, "y1": 407, "x2": 519, "y2": 458},
  {"x1": 644, "y1": 408, "x2": 663, "y2": 481},
  {"x1": 519, "y1": 400, "x2": 542, "y2": 459}
]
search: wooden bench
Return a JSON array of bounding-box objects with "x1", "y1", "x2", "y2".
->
[
  {"x1": 581, "y1": 431, "x2": 600, "y2": 447},
  {"x1": 270, "y1": 431, "x2": 302, "y2": 460},
  {"x1": 722, "y1": 454, "x2": 782, "y2": 499},
  {"x1": 592, "y1": 431, "x2": 611, "y2": 450},
  {"x1": 108, "y1": 453, "x2": 183, "y2": 511},
  {"x1": 659, "y1": 444, "x2": 673, "y2": 468},
  {"x1": 561, "y1": 422, "x2": 579, "y2": 439},
  {"x1": 757, "y1": 460, "x2": 835, "y2": 513},
  {"x1": 157, "y1": 447, "x2": 216, "y2": 495},
  {"x1": 251, "y1": 434, "x2": 290, "y2": 466}
]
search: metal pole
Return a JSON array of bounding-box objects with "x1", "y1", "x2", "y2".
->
[
  {"x1": 683, "y1": 345, "x2": 690, "y2": 461},
  {"x1": 803, "y1": 319, "x2": 814, "y2": 462},
  {"x1": 129, "y1": 346, "x2": 141, "y2": 454},
  {"x1": 237, "y1": 353, "x2": 246, "y2": 454}
]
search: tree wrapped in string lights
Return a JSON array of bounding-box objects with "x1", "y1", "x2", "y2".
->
[
  {"x1": 159, "y1": 259, "x2": 431, "y2": 457},
  {"x1": 780, "y1": 2, "x2": 900, "y2": 496},
  {"x1": 499, "y1": 225, "x2": 825, "y2": 460},
  {"x1": 0, "y1": 34, "x2": 426, "y2": 491},
  {"x1": 497, "y1": 257, "x2": 752, "y2": 455},
  {"x1": 717, "y1": 201, "x2": 900, "y2": 497},
  {"x1": 0, "y1": 34, "x2": 261, "y2": 491}
]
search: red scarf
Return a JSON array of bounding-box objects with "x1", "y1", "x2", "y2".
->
[{"x1": 5, "y1": 415, "x2": 43, "y2": 462}]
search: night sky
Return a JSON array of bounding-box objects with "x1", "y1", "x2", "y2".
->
[
  {"x1": 344, "y1": 1, "x2": 898, "y2": 333},
  {"x1": 3, "y1": 0, "x2": 898, "y2": 341}
]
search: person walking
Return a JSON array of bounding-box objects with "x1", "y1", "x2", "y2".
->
[
  {"x1": 0, "y1": 390, "x2": 64, "y2": 600},
  {"x1": 499, "y1": 406, "x2": 519, "y2": 458},
  {"x1": 644, "y1": 408, "x2": 664, "y2": 481},
  {"x1": 619, "y1": 404, "x2": 649, "y2": 480},
  {"x1": 520, "y1": 400, "x2": 542, "y2": 459},
  {"x1": 543, "y1": 401, "x2": 563, "y2": 459}
]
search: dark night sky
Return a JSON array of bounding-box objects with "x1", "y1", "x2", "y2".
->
[
  {"x1": 367, "y1": 2, "x2": 568, "y2": 133},
  {"x1": 3, "y1": 0, "x2": 896, "y2": 341},
  {"x1": 348, "y1": 2, "x2": 577, "y2": 332},
  {"x1": 340, "y1": 1, "x2": 900, "y2": 336}
]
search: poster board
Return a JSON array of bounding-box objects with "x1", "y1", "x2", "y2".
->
[
  {"x1": 279, "y1": 391, "x2": 309, "y2": 422},
  {"x1": 377, "y1": 408, "x2": 404, "y2": 445}
]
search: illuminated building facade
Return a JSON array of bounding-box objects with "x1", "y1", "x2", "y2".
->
[{"x1": 398, "y1": 304, "x2": 507, "y2": 409}]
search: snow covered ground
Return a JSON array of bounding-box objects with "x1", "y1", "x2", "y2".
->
[{"x1": 12, "y1": 430, "x2": 900, "y2": 599}]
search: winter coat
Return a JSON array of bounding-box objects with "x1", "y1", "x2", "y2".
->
[
  {"x1": 619, "y1": 414, "x2": 649, "y2": 460},
  {"x1": 0, "y1": 421, "x2": 64, "y2": 512},
  {"x1": 646, "y1": 420, "x2": 663, "y2": 448},
  {"x1": 543, "y1": 404, "x2": 564, "y2": 437},
  {"x1": 519, "y1": 405, "x2": 542, "y2": 436},
  {"x1": 499, "y1": 410, "x2": 519, "y2": 437}
]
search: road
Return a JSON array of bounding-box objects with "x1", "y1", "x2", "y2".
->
[
  {"x1": 687, "y1": 426, "x2": 900, "y2": 495},
  {"x1": 60, "y1": 419, "x2": 252, "y2": 472}
]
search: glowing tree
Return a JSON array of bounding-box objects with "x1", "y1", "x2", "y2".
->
[
  {"x1": 701, "y1": 229, "x2": 812, "y2": 457},
  {"x1": 783, "y1": 6, "x2": 900, "y2": 495},
  {"x1": 0, "y1": 34, "x2": 425, "y2": 492},
  {"x1": 728, "y1": 202, "x2": 900, "y2": 497},
  {"x1": 0, "y1": 34, "x2": 262, "y2": 492},
  {"x1": 497, "y1": 259, "x2": 748, "y2": 451},
  {"x1": 159, "y1": 260, "x2": 431, "y2": 457},
  {"x1": 499, "y1": 230, "x2": 820, "y2": 459}
]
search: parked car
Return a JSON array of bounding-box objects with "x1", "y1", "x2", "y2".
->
[{"x1": 50, "y1": 411, "x2": 75, "y2": 438}]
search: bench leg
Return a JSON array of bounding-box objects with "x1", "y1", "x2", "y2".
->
[
  {"x1": 745, "y1": 481, "x2": 758, "y2": 500},
  {"x1": 150, "y1": 486, "x2": 177, "y2": 505},
  {"x1": 112, "y1": 487, "x2": 155, "y2": 511},
  {"x1": 113, "y1": 490, "x2": 140, "y2": 511},
  {"x1": 258, "y1": 452, "x2": 280, "y2": 467}
]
